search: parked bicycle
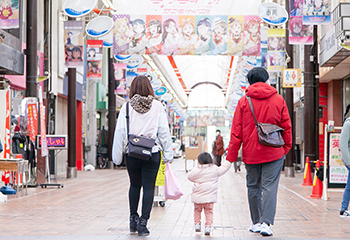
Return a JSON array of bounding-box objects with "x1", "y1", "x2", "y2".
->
[{"x1": 96, "y1": 145, "x2": 108, "y2": 169}]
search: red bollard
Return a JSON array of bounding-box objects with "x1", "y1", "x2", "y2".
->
[
  {"x1": 309, "y1": 160, "x2": 323, "y2": 199},
  {"x1": 302, "y1": 157, "x2": 313, "y2": 186}
]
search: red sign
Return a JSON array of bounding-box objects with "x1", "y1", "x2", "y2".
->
[{"x1": 27, "y1": 103, "x2": 38, "y2": 142}]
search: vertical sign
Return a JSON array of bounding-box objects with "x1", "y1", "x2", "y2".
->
[
  {"x1": 1, "y1": 89, "x2": 10, "y2": 184},
  {"x1": 86, "y1": 39, "x2": 103, "y2": 79},
  {"x1": 27, "y1": 98, "x2": 38, "y2": 142},
  {"x1": 38, "y1": 87, "x2": 48, "y2": 157},
  {"x1": 64, "y1": 21, "x2": 84, "y2": 67},
  {"x1": 267, "y1": 28, "x2": 285, "y2": 72},
  {"x1": 114, "y1": 63, "x2": 128, "y2": 95},
  {"x1": 329, "y1": 133, "x2": 348, "y2": 185}
]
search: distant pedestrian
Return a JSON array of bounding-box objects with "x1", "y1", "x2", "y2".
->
[
  {"x1": 212, "y1": 129, "x2": 224, "y2": 166},
  {"x1": 112, "y1": 75, "x2": 173, "y2": 236},
  {"x1": 188, "y1": 152, "x2": 232, "y2": 235},
  {"x1": 226, "y1": 67, "x2": 292, "y2": 236},
  {"x1": 339, "y1": 104, "x2": 350, "y2": 218}
]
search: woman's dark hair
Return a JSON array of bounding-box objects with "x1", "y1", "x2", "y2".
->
[
  {"x1": 129, "y1": 75, "x2": 155, "y2": 98},
  {"x1": 345, "y1": 104, "x2": 350, "y2": 118},
  {"x1": 149, "y1": 19, "x2": 162, "y2": 34},
  {"x1": 198, "y1": 152, "x2": 213, "y2": 165}
]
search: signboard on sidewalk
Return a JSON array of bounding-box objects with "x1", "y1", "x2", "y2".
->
[{"x1": 328, "y1": 132, "x2": 348, "y2": 188}]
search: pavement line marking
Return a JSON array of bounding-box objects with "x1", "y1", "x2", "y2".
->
[{"x1": 279, "y1": 184, "x2": 318, "y2": 207}]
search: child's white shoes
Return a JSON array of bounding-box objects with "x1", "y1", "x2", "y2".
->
[
  {"x1": 195, "y1": 223, "x2": 201, "y2": 232},
  {"x1": 204, "y1": 226, "x2": 211, "y2": 235}
]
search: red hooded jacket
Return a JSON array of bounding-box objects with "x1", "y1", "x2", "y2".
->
[{"x1": 226, "y1": 82, "x2": 292, "y2": 164}]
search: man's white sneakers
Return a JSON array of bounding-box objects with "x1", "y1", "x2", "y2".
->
[
  {"x1": 260, "y1": 222, "x2": 273, "y2": 236},
  {"x1": 249, "y1": 223, "x2": 261, "y2": 233}
]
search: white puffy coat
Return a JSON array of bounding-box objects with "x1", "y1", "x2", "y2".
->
[{"x1": 187, "y1": 161, "x2": 231, "y2": 204}]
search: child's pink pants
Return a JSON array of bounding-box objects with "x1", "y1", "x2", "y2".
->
[{"x1": 194, "y1": 203, "x2": 213, "y2": 226}]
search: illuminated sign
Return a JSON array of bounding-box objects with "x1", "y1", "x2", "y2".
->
[{"x1": 36, "y1": 135, "x2": 68, "y2": 149}]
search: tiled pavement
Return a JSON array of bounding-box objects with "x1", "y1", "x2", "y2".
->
[{"x1": 0, "y1": 157, "x2": 349, "y2": 240}]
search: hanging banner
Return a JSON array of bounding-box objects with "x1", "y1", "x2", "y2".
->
[
  {"x1": 0, "y1": 0, "x2": 19, "y2": 29},
  {"x1": 113, "y1": 0, "x2": 260, "y2": 16},
  {"x1": 64, "y1": 21, "x2": 84, "y2": 67},
  {"x1": 38, "y1": 87, "x2": 48, "y2": 157},
  {"x1": 114, "y1": 63, "x2": 128, "y2": 95},
  {"x1": 4, "y1": 89, "x2": 10, "y2": 158},
  {"x1": 303, "y1": 0, "x2": 331, "y2": 25},
  {"x1": 289, "y1": 16, "x2": 313, "y2": 45},
  {"x1": 87, "y1": 39, "x2": 103, "y2": 78},
  {"x1": 267, "y1": 28, "x2": 285, "y2": 72},
  {"x1": 27, "y1": 98, "x2": 38, "y2": 142},
  {"x1": 113, "y1": 14, "x2": 261, "y2": 56}
]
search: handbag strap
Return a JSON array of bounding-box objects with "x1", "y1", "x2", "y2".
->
[
  {"x1": 126, "y1": 102, "x2": 130, "y2": 135},
  {"x1": 246, "y1": 96, "x2": 259, "y2": 127}
]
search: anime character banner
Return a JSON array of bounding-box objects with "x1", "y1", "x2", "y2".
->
[
  {"x1": 290, "y1": 0, "x2": 303, "y2": 17},
  {"x1": 243, "y1": 15, "x2": 261, "y2": 56},
  {"x1": 0, "y1": 0, "x2": 19, "y2": 29},
  {"x1": 289, "y1": 16, "x2": 313, "y2": 45},
  {"x1": 86, "y1": 40, "x2": 103, "y2": 79},
  {"x1": 114, "y1": 63, "x2": 128, "y2": 95},
  {"x1": 162, "y1": 15, "x2": 179, "y2": 55},
  {"x1": 303, "y1": 0, "x2": 331, "y2": 25},
  {"x1": 227, "y1": 16, "x2": 244, "y2": 56},
  {"x1": 64, "y1": 21, "x2": 84, "y2": 67},
  {"x1": 267, "y1": 29, "x2": 285, "y2": 72},
  {"x1": 211, "y1": 16, "x2": 227, "y2": 55},
  {"x1": 113, "y1": 14, "x2": 261, "y2": 56}
]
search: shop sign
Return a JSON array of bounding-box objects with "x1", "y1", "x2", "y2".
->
[
  {"x1": 155, "y1": 87, "x2": 167, "y2": 96},
  {"x1": 126, "y1": 55, "x2": 144, "y2": 69},
  {"x1": 320, "y1": 26, "x2": 338, "y2": 67},
  {"x1": 259, "y1": 2, "x2": 288, "y2": 26},
  {"x1": 282, "y1": 69, "x2": 302, "y2": 88},
  {"x1": 114, "y1": 55, "x2": 132, "y2": 61},
  {"x1": 86, "y1": 16, "x2": 114, "y2": 38},
  {"x1": 64, "y1": 0, "x2": 96, "y2": 18},
  {"x1": 36, "y1": 135, "x2": 68, "y2": 149}
]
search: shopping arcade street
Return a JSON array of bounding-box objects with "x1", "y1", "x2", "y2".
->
[{"x1": 0, "y1": 158, "x2": 348, "y2": 239}]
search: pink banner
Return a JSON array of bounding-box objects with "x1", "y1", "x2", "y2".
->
[{"x1": 27, "y1": 103, "x2": 38, "y2": 142}]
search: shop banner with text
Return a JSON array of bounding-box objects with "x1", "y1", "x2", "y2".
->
[
  {"x1": 87, "y1": 40, "x2": 103, "y2": 79},
  {"x1": 114, "y1": 63, "x2": 128, "y2": 95},
  {"x1": 0, "y1": 0, "x2": 19, "y2": 29},
  {"x1": 113, "y1": 0, "x2": 260, "y2": 16},
  {"x1": 303, "y1": 0, "x2": 331, "y2": 25},
  {"x1": 267, "y1": 29, "x2": 285, "y2": 72},
  {"x1": 27, "y1": 98, "x2": 38, "y2": 142},
  {"x1": 64, "y1": 21, "x2": 84, "y2": 67},
  {"x1": 113, "y1": 14, "x2": 261, "y2": 56}
]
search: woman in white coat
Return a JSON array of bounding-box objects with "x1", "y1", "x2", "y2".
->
[
  {"x1": 188, "y1": 152, "x2": 231, "y2": 235},
  {"x1": 112, "y1": 75, "x2": 173, "y2": 236}
]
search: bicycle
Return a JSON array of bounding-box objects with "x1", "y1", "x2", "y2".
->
[{"x1": 96, "y1": 145, "x2": 108, "y2": 169}]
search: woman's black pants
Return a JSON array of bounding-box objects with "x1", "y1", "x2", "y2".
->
[{"x1": 126, "y1": 152, "x2": 161, "y2": 220}]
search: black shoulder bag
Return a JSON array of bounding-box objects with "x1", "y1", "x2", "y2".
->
[
  {"x1": 247, "y1": 97, "x2": 285, "y2": 148},
  {"x1": 126, "y1": 102, "x2": 155, "y2": 160}
]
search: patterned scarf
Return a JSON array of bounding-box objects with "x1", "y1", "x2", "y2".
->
[{"x1": 130, "y1": 94, "x2": 154, "y2": 114}]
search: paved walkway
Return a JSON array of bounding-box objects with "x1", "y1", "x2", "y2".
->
[{"x1": 0, "y1": 157, "x2": 349, "y2": 239}]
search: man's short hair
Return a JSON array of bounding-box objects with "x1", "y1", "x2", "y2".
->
[{"x1": 247, "y1": 67, "x2": 269, "y2": 85}]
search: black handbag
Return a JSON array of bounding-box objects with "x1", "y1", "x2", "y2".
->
[
  {"x1": 125, "y1": 102, "x2": 155, "y2": 160},
  {"x1": 247, "y1": 97, "x2": 285, "y2": 148}
]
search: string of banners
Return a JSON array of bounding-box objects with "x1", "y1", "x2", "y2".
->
[{"x1": 113, "y1": 14, "x2": 261, "y2": 56}]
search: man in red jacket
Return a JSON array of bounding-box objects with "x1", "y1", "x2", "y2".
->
[
  {"x1": 226, "y1": 67, "x2": 292, "y2": 237},
  {"x1": 213, "y1": 129, "x2": 224, "y2": 166}
]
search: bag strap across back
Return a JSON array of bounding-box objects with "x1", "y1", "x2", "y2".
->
[
  {"x1": 247, "y1": 96, "x2": 259, "y2": 126},
  {"x1": 126, "y1": 102, "x2": 130, "y2": 135}
]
